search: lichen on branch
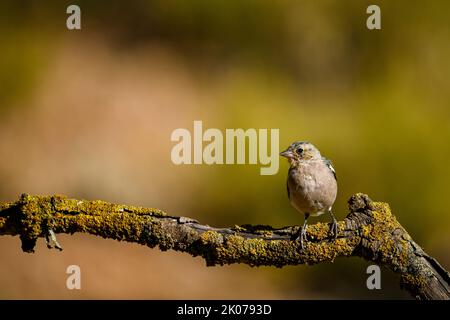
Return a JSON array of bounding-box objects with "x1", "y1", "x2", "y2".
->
[{"x1": 0, "y1": 193, "x2": 449, "y2": 300}]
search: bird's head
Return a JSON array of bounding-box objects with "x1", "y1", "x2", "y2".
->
[{"x1": 280, "y1": 141, "x2": 321, "y2": 165}]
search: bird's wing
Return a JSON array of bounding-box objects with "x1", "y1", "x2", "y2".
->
[{"x1": 323, "y1": 157, "x2": 337, "y2": 180}]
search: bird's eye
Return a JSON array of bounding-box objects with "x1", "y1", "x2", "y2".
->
[{"x1": 296, "y1": 147, "x2": 303, "y2": 154}]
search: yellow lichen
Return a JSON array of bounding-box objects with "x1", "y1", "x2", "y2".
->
[
  {"x1": 0, "y1": 217, "x2": 6, "y2": 229},
  {"x1": 357, "y1": 201, "x2": 411, "y2": 270},
  {"x1": 306, "y1": 222, "x2": 331, "y2": 240},
  {"x1": 400, "y1": 273, "x2": 428, "y2": 295},
  {"x1": 200, "y1": 231, "x2": 223, "y2": 246}
]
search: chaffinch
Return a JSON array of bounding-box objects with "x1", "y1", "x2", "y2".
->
[{"x1": 280, "y1": 141, "x2": 338, "y2": 249}]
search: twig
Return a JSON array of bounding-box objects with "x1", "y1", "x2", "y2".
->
[{"x1": 0, "y1": 193, "x2": 448, "y2": 299}]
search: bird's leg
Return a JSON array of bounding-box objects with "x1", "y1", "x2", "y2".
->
[
  {"x1": 328, "y1": 210, "x2": 338, "y2": 240},
  {"x1": 295, "y1": 213, "x2": 309, "y2": 249}
]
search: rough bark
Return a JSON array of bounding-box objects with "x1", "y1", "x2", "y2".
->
[{"x1": 0, "y1": 193, "x2": 449, "y2": 299}]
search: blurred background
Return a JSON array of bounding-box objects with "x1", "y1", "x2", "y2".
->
[{"x1": 0, "y1": 0, "x2": 449, "y2": 299}]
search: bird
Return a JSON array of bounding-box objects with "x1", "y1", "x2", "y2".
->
[{"x1": 280, "y1": 141, "x2": 338, "y2": 249}]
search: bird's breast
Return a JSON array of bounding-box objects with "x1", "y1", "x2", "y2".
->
[{"x1": 287, "y1": 162, "x2": 337, "y2": 215}]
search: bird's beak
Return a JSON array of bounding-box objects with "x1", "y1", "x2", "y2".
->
[{"x1": 280, "y1": 149, "x2": 294, "y2": 158}]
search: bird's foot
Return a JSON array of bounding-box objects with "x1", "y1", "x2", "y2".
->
[
  {"x1": 295, "y1": 225, "x2": 308, "y2": 250},
  {"x1": 45, "y1": 228, "x2": 63, "y2": 251},
  {"x1": 330, "y1": 217, "x2": 338, "y2": 240}
]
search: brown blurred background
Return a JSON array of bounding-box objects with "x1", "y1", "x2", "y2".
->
[{"x1": 0, "y1": 0, "x2": 449, "y2": 299}]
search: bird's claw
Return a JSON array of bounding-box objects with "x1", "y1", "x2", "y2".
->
[{"x1": 295, "y1": 225, "x2": 307, "y2": 250}]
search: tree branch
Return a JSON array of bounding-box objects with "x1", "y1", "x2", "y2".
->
[{"x1": 0, "y1": 193, "x2": 449, "y2": 299}]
